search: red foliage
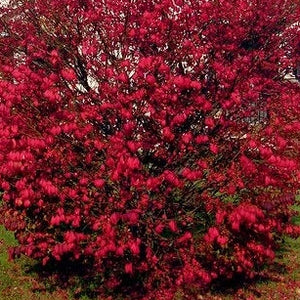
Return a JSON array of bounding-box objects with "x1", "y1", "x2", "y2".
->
[{"x1": 0, "y1": 0, "x2": 300, "y2": 298}]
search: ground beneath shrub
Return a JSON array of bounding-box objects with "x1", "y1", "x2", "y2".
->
[
  {"x1": 0, "y1": 224, "x2": 300, "y2": 300},
  {"x1": 201, "y1": 236, "x2": 300, "y2": 300}
]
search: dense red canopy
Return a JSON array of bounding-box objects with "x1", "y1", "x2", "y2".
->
[{"x1": 0, "y1": 0, "x2": 300, "y2": 298}]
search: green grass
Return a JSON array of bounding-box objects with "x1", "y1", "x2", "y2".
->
[
  {"x1": 0, "y1": 225, "x2": 71, "y2": 300},
  {"x1": 0, "y1": 226, "x2": 30, "y2": 300},
  {"x1": 1, "y1": 206, "x2": 300, "y2": 300}
]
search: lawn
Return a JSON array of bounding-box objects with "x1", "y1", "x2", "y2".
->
[
  {"x1": 0, "y1": 211, "x2": 300, "y2": 300},
  {"x1": 0, "y1": 226, "x2": 69, "y2": 300}
]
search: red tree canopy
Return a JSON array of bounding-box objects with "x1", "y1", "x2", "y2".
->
[{"x1": 0, "y1": 0, "x2": 300, "y2": 299}]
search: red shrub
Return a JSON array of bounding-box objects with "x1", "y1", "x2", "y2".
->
[{"x1": 0, "y1": 0, "x2": 300, "y2": 298}]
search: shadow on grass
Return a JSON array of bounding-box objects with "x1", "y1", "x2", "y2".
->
[
  {"x1": 23, "y1": 257, "x2": 100, "y2": 299},
  {"x1": 1, "y1": 221, "x2": 300, "y2": 300},
  {"x1": 24, "y1": 257, "x2": 146, "y2": 300},
  {"x1": 207, "y1": 237, "x2": 300, "y2": 299},
  {"x1": 11, "y1": 237, "x2": 300, "y2": 300}
]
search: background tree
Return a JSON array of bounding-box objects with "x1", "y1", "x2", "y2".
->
[{"x1": 0, "y1": 0, "x2": 300, "y2": 299}]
